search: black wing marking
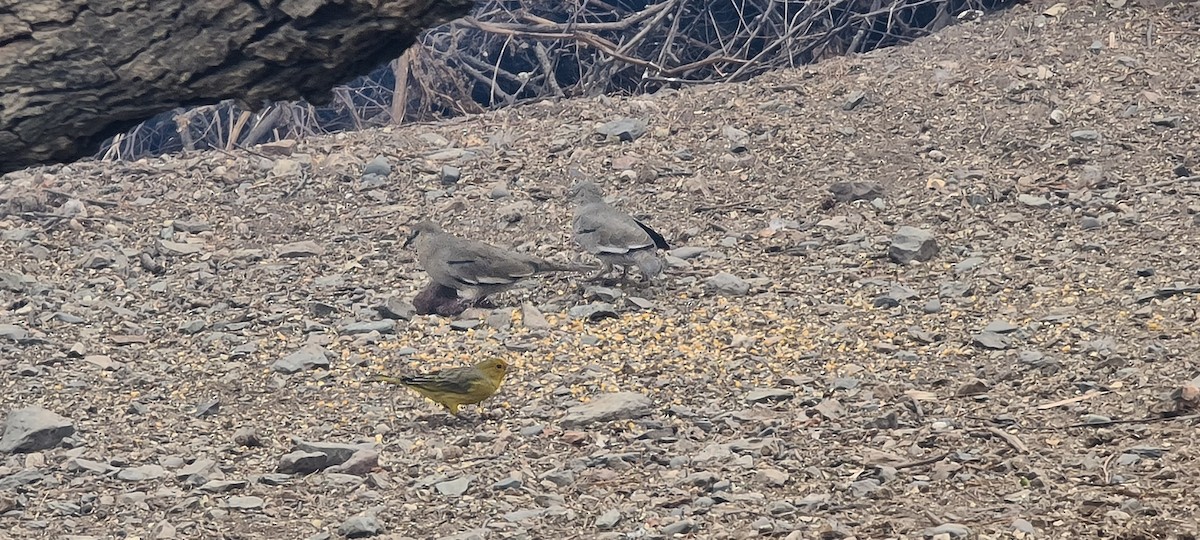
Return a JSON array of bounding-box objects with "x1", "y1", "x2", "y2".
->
[{"x1": 633, "y1": 218, "x2": 669, "y2": 250}]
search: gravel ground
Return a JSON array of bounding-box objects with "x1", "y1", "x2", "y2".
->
[{"x1": 3, "y1": 1, "x2": 1200, "y2": 539}]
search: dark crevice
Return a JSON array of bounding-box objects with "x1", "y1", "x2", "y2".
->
[{"x1": 0, "y1": 32, "x2": 33, "y2": 48}]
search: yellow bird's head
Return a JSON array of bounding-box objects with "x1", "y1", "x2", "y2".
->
[{"x1": 476, "y1": 358, "x2": 510, "y2": 383}]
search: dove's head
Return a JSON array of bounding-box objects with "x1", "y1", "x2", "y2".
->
[
  {"x1": 403, "y1": 220, "x2": 443, "y2": 249},
  {"x1": 568, "y1": 181, "x2": 605, "y2": 204}
]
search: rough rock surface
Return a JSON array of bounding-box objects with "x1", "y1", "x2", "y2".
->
[{"x1": 0, "y1": 0, "x2": 473, "y2": 173}]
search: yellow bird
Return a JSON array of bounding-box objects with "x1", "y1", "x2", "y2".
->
[{"x1": 371, "y1": 358, "x2": 510, "y2": 415}]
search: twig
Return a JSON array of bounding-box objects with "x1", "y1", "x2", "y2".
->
[
  {"x1": 43, "y1": 189, "x2": 119, "y2": 208},
  {"x1": 1138, "y1": 175, "x2": 1200, "y2": 192},
  {"x1": 212, "y1": 145, "x2": 272, "y2": 162},
  {"x1": 614, "y1": 0, "x2": 676, "y2": 57},
  {"x1": 1035, "y1": 390, "x2": 1108, "y2": 410},
  {"x1": 533, "y1": 43, "x2": 563, "y2": 97},
  {"x1": 1056, "y1": 413, "x2": 1200, "y2": 429},
  {"x1": 1101, "y1": 452, "x2": 1116, "y2": 485},
  {"x1": 982, "y1": 427, "x2": 1029, "y2": 453},
  {"x1": 693, "y1": 200, "x2": 756, "y2": 212},
  {"x1": 18, "y1": 211, "x2": 134, "y2": 224},
  {"x1": 893, "y1": 451, "x2": 950, "y2": 470},
  {"x1": 283, "y1": 171, "x2": 312, "y2": 199}
]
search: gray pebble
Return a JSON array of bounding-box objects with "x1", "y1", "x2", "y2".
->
[
  {"x1": 706, "y1": 272, "x2": 750, "y2": 296},
  {"x1": 888, "y1": 226, "x2": 938, "y2": 264},
  {"x1": 1018, "y1": 194, "x2": 1051, "y2": 208},
  {"x1": 568, "y1": 303, "x2": 618, "y2": 322},
  {"x1": 338, "y1": 514, "x2": 383, "y2": 538},
  {"x1": 661, "y1": 519, "x2": 697, "y2": 535},
  {"x1": 436, "y1": 476, "x2": 473, "y2": 497},
  {"x1": 596, "y1": 117, "x2": 648, "y2": 141},
  {"x1": 596, "y1": 509, "x2": 622, "y2": 529},
  {"x1": 227, "y1": 495, "x2": 264, "y2": 510},
  {"x1": 363, "y1": 156, "x2": 391, "y2": 177},
  {"x1": 273, "y1": 344, "x2": 331, "y2": 374}
]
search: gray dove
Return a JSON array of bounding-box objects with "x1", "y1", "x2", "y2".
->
[
  {"x1": 404, "y1": 220, "x2": 582, "y2": 306},
  {"x1": 569, "y1": 181, "x2": 669, "y2": 282}
]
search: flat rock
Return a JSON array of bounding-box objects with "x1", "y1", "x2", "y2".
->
[
  {"x1": 276, "y1": 451, "x2": 329, "y2": 474},
  {"x1": 939, "y1": 281, "x2": 974, "y2": 298},
  {"x1": 922, "y1": 523, "x2": 972, "y2": 538},
  {"x1": 200, "y1": 480, "x2": 248, "y2": 493},
  {"x1": 277, "y1": 240, "x2": 325, "y2": 258},
  {"x1": 568, "y1": 302, "x2": 618, "y2": 322},
  {"x1": 888, "y1": 226, "x2": 938, "y2": 264},
  {"x1": 291, "y1": 439, "x2": 373, "y2": 467},
  {"x1": 449, "y1": 319, "x2": 482, "y2": 331},
  {"x1": 596, "y1": 117, "x2": 648, "y2": 141},
  {"x1": 829, "y1": 181, "x2": 884, "y2": 202},
  {"x1": 159, "y1": 239, "x2": 205, "y2": 256},
  {"x1": 117, "y1": 464, "x2": 166, "y2": 481},
  {"x1": 176, "y1": 458, "x2": 218, "y2": 481},
  {"x1": 340, "y1": 320, "x2": 395, "y2": 335},
  {"x1": 584, "y1": 286, "x2": 623, "y2": 302},
  {"x1": 178, "y1": 319, "x2": 206, "y2": 334},
  {"x1": 954, "y1": 257, "x2": 985, "y2": 273},
  {"x1": 972, "y1": 331, "x2": 1011, "y2": 350},
  {"x1": 493, "y1": 477, "x2": 523, "y2": 490},
  {"x1": 521, "y1": 303, "x2": 550, "y2": 328},
  {"x1": 438, "y1": 530, "x2": 488, "y2": 540},
  {"x1": 0, "y1": 271, "x2": 36, "y2": 292},
  {"x1": 227, "y1": 495, "x2": 264, "y2": 510},
  {"x1": 436, "y1": 475, "x2": 473, "y2": 497},
  {"x1": 172, "y1": 220, "x2": 211, "y2": 233},
  {"x1": 662, "y1": 519, "x2": 698, "y2": 535},
  {"x1": 363, "y1": 156, "x2": 391, "y2": 176},
  {"x1": 756, "y1": 468, "x2": 790, "y2": 486},
  {"x1": 1, "y1": 229, "x2": 37, "y2": 242},
  {"x1": 0, "y1": 407, "x2": 75, "y2": 453},
  {"x1": 668, "y1": 246, "x2": 708, "y2": 259},
  {"x1": 0, "y1": 324, "x2": 30, "y2": 342},
  {"x1": 596, "y1": 509, "x2": 622, "y2": 530},
  {"x1": 746, "y1": 388, "x2": 793, "y2": 403},
  {"x1": 69, "y1": 458, "x2": 116, "y2": 474},
  {"x1": 233, "y1": 427, "x2": 262, "y2": 447},
  {"x1": 338, "y1": 514, "x2": 382, "y2": 538},
  {"x1": 269, "y1": 158, "x2": 301, "y2": 176},
  {"x1": 503, "y1": 508, "x2": 546, "y2": 522},
  {"x1": 983, "y1": 320, "x2": 1019, "y2": 334},
  {"x1": 562, "y1": 392, "x2": 653, "y2": 427},
  {"x1": 1018, "y1": 194, "x2": 1051, "y2": 208},
  {"x1": 485, "y1": 309, "x2": 513, "y2": 330},
  {"x1": 273, "y1": 344, "x2": 331, "y2": 373},
  {"x1": 849, "y1": 478, "x2": 881, "y2": 497},
  {"x1": 0, "y1": 469, "x2": 44, "y2": 490},
  {"x1": 327, "y1": 449, "x2": 379, "y2": 476},
  {"x1": 707, "y1": 272, "x2": 750, "y2": 296},
  {"x1": 375, "y1": 297, "x2": 415, "y2": 320}
]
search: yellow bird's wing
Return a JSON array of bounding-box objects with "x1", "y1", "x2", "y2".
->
[
  {"x1": 401, "y1": 369, "x2": 479, "y2": 396},
  {"x1": 373, "y1": 366, "x2": 499, "y2": 415}
]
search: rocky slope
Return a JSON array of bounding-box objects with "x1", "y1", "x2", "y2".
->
[{"x1": 2, "y1": 1, "x2": 1199, "y2": 538}]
